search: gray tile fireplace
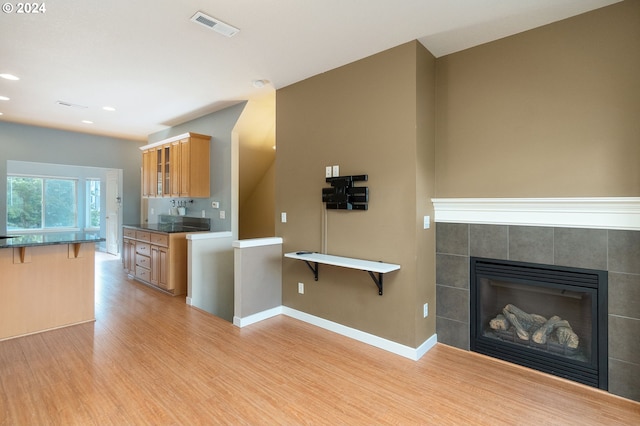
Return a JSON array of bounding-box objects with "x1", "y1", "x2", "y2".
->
[{"x1": 435, "y1": 222, "x2": 640, "y2": 402}]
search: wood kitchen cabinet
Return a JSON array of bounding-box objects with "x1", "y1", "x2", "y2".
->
[
  {"x1": 122, "y1": 227, "x2": 137, "y2": 275},
  {"x1": 122, "y1": 226, "x2": 188, "y2": 295},
  {"x1": 140, "y1": 132, "x2": 211, "y2": 198},
  {"x1": 141, "y1": 149, "x2": 151, "y2": 197}
]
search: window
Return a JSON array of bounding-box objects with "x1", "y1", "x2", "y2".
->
[
  {"x1": 87, "y1": 179, "x2": 101, "y2": 229},
  {"x1": 7, "y1": 176, "x2": 78, "y2": 231}
]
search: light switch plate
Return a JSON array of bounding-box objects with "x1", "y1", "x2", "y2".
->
[
  {"x1": 281, "y1": 212, "x2": 287, "y2": 223},
  {"x1": 332, "y1": 165, "x2": 339, "y2": 177},
  {"x1": 423, "y1": 215, "x2": 430, "y2": 229},
  {"x1": 325, "y1": 166, "x2": 332, "y2": 178}
]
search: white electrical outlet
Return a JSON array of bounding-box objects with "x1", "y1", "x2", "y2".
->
[
  {"x1": 325, "y1": 166, "x2": 332, "y2": 178},
  {"x1": 281, "y1": 212, "x2": 287, "y2": 223},
  {"x1": 423, "y1": 303, "x2": 429, "y2": 318},
  {"x1": 423, "y1": 215, "x2": 430, "y2": 229},
  {"x1": 201, "y1": 210, "x2": 206, "y2": 218},
  {"x1": 219, "y1": 210, "x2": 226, "y2": 219},
  {"x1": 151, "y1": 208, "x2": 154, "y2": 215},
  {"x1": 298, "y1": 282, "x2": 304, "y2": 294},
  {"x1": 332, "y1": 165, "x2": 339, "y2": 177}
]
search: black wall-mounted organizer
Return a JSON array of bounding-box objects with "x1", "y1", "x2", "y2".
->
[{"x1": 322, "y1": 174, "x2": 368, "y2": 210}]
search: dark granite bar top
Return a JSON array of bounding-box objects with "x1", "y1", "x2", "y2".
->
[
  {"x1": 123, "y1": 223, "x2": 210, "y2": 233},
  {"x1": 124, "y1": 216, "x2": 210, "y2": 234},
  {"x1": 0, "y1": 232, "x2": 105, "y2": 249}
]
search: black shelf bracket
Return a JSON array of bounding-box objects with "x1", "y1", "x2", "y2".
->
[
  {"x1": 367, "y1": 271, "x2": 384, "y2": 295},
  {"x1": 303, "y1": 261, "x2": 319, "y2": 281},
  {"x1": 302, "y1": 261, "x2": 384, "y2": 294}
]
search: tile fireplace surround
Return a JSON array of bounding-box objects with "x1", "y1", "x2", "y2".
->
[{"x1": 432, "y1": 198, "x2": 640, "y2": 402}]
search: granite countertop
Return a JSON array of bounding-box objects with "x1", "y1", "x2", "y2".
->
[
  {"x1": 124, "y1": 223, "x2": 210, "y2": 233},
  {"x1": 0, "y1": 232, "x2": 105, "y2": 249}
]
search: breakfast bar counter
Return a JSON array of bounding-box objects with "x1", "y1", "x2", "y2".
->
[{"x1": 0, "y1": 232, "x2": 104, "y2": 341}]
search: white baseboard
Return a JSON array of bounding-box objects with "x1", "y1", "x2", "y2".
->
[
  {"x1": 282, "y1": 307, "x2": 437, "y2": 361},
  {"x1": 233, "y1": 306, "x2": 283, "y2": 328},
  {"x1": 232, "y1": 305, "x2": 437, "y2": 360}
]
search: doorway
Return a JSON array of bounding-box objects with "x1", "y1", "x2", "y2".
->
[{"x1": 106, "y1": 169, "x2": 120, "y2": 255}]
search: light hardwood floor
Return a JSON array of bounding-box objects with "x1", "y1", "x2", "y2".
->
[{"x1": 1, "y1": 251, "x2": 638, "y2": 425}]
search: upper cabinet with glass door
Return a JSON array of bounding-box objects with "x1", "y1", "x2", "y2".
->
[{"x1": 140, "y1": 133, "x2": 211, "y2": 198}]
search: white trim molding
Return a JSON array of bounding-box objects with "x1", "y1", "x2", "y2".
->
[
  {"x1": 233, "y1": 306, "x2": 283, "y2": 328},
  {"x1": 282, "y1": 307, "x2": 437, "y2": 361},
  {"x1": 431, "y1": 198, "x2": 640, "y2": 231},
  {"x1": 234, "y1": 306, "x2": 438, "y2": 361}
]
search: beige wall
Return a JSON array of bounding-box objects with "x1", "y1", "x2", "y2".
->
[
  {"x1": 276, "y1": 41, "x2": 436, "y2": 347},
  {"x1": 435, "y1": 1, "x2": 640, "y2": 197},
  {"x1": 273, "y1": 1, "x2": 637, "y2": 348},
  {"x1": 240, "y1": 161, "x2": 275, "y2": 239}
]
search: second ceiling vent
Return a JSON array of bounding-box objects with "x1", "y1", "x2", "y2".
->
[{"x1": 190, "y1": 11, "x2": 240, "y2": 37}]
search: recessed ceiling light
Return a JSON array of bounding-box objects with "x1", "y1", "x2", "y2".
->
[
  {"x1": 0, "y1": 74, "x2": 19, "y2": 81},
  {"x1": 0, "y1": 96, "x2": 9, "y2": 101},
  {"x1": 252, "y1": 79, "x2": 266, "y2": 88},
  {"x1": 103, "y1": 106, "x2": 116, "y2": 111},
  {"x1": 0, "y1": 112, "x2": 3, "y2": 115},
  {"x1": 56, "y1": 100, "x2": 88, "y2": 109},
  {"x1": 82, "y1": 120, "x2": 94, "y2": 124}
]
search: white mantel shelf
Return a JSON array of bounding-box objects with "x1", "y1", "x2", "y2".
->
[
  {"x1": 431, "y1": 197, "x2": 640, "y2": 231},
  {"x1": 284, "y1": 252, "x2": 400, "y2": 295}
]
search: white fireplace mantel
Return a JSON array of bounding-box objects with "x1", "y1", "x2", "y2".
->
[{"x1": 431, "y1": 198, "x2": 640, "y2": 231}]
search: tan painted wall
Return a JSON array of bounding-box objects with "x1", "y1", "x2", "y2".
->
[
  {"x1": 274, "y1": 2, "x2": 637, "y2": 347},
  {"x1": 435, "y1": 1, "x2": 640, "y2": 197},
  {"x1": 240, "y1": 161, "x2": 275, "y2": 239},
  {"x1": 276, "y1": 42, "x2": 436, "y2": 347}
]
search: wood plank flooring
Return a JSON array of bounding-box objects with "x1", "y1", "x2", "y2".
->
[{"x1": 1, "y1": 251, "x2": 638, "y2": 425}]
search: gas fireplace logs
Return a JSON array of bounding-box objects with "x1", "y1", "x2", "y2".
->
[{"x1": 490, "y1": 304, "x2": 579, "y2": 349}]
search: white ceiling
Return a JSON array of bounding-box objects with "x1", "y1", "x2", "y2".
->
[{"x1": 0, "y1": 0, "x2": 620, "y2": 141}]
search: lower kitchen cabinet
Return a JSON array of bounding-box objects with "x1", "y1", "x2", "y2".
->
[
  {"x1": 150, "y1": 244, "x2": 169, "y2": 289},
  {"x1": 122, "y1": 227, "x2": 188, "y2": 295}
]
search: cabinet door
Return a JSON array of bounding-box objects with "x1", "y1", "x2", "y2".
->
[
  {"x1": 150, "y1": 245, "x2": 159, "y2": 285},
  {"x1": 170, "y1": 142, "x2": 181, "y2": 197},
  {"x1": 123, "y1": 238, "x2": 136, "y2": 274},
  {"x1": 141, "y1": 150, "x2": 150, "y2": 197},
  {"x1": 179, "y1": 138, "x2": 191, "y2": 197},
  {"x1": 184, "y1": 135, "x2": 210, "y2": 197},
  {"x1": 155, "y1": 146, "x2": 163, "y2": 196},
  {"x1": 151, "y1": 245, "x2": 169, "y2": 290},
  {"x1": 157, "y1": 246, "x2": 169, "y2": 290},
  {"x1": 122, "y1": 238, "x2": 130, "y2": 270},
  {"x1": 162, "y1": 144, "x2": 171, "y2": 197}
]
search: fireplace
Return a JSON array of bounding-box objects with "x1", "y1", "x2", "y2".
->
[{"x1": 470, "y1": 257, "x2": 608, "y2": 389}]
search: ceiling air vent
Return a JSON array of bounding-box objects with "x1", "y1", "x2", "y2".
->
[{"x1": 190, "y1": 11, "x2": 239, "y2": 37}]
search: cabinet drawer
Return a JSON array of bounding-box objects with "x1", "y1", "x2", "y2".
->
[
  {"x1": 136, "y1": 231, "x2": 151, "y2": 242},
  {"x1": 135, "y1": 265, "x2": 151, "y2": 282},
  {"x1": 136, "y1": 243, "x2": 150, "y2": 256},
  {"x1": 123, "y1": 228, "x2": 136, "y2": 238},
  {"x1": 150, "y1": 233, "x2": 168, "y2": 247},
  {"x1": 135, "y1": 254, "x2": 150, "y2": 269}
]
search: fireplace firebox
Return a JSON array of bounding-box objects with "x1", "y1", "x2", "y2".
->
[{"x1": 470, "y1": 257, "x2": 608, "y2": 389}]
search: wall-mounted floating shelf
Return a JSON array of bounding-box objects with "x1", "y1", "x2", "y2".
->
[{"x1": 284, "y1": 251, "x2": 400, "y2": 295}]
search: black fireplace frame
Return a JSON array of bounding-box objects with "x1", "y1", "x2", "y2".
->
[{"x1": 470, "y1": 257, "x2": 608, "y2": 389}]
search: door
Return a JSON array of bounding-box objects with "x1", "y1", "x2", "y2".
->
[{"x1": 106, "y1": 170, "x2": 120, "y2": 255}]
